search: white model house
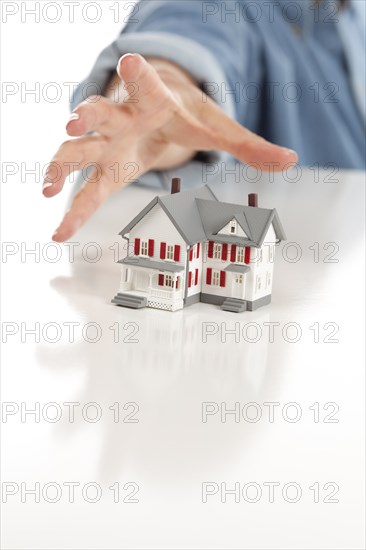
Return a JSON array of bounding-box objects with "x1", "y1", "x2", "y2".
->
[{"x1": 112, "y1": 179, "x2": 286, "y2": 312}]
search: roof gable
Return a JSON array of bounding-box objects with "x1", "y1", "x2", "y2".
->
[
  {"x1": 216, "y1": 217, "x2": 249, "y2": 238},
  {"x1": 119, "y1": 185, "x2": 286, "y2": 247},
  {"x1": 119, "y1": 196, "x2": 159, "y2": 237},
  {"x1": 195, "y1": 199, "x2": 286, "y2": 246},
  {"x1": 119, "y1": 185, "x2": 217, "y2": 245}
]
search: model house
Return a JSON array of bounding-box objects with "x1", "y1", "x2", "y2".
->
[{"x1": 112, "y1": 179, "x2": 286, "y2": 312}]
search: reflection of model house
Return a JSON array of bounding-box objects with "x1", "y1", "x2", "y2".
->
[{"x1": 112, "y1": 178, "x2": 286, "y2": 312}]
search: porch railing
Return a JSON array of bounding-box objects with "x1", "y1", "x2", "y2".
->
[{"x1": 150, "y1": 288, "x2": 176, "y2": 300}]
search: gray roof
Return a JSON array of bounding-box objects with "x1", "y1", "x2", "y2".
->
[
  {"x1": 119, "y1": 257, "x2": 184, "y2": 272},
  {"x1": 119, "y1": 184, "x2": 285, "y2": 247},
  {"x1": 195, "y1": 199, "x2": 286, "y2": 247},
  {"x1": 225, "y1": 264, "x2": 251, "y2": 274},
  {"x1": 119, "y1": 185, "x2": 217, "y2": 246}
]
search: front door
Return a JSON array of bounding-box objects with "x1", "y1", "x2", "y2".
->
[
  {"x1": 135, "y1": 271, "x2": 149, "y2": 291},
  {"x1": 232, "y1": 273, "x2": 245, "y2": 299}
]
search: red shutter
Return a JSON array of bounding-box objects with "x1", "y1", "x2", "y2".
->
[
  {"x1": 195, "y1": 268, "x2": 199, "y2": 285},
  {"x1": 220, "y1": 271, "x2": 226, "y2": 287},
  {"x1": 208, "y1": 241, "x2": 214, "y2": 258},
  {"x1": 134, "y1": 238, "x2": 140, "y2": 255},
  {"x1": 230, "y1": 244, "x2": 237, "y2": 262},
  {"x1": 206, "y1": 267, "x2": 212, "y2": 285},
  {"x1": 245, "y1": 246, "x2": 251, "y2": 264},
  {"x1": 148, "y1": 239, "x2": 154, "y2": 257},
  {"x1": 222, "y1": 243, "x2": 228, "y2": 261},
  {"x1": 158, "y1": 274, "x2": 164, "y2": 286},
  {"x1": 197, "y1": 243, "x2": 200, "y2": 258},
  {"x1": 189, "y1": 248, "x2": 193, "y2": 262},
  {"x1": 174, "y1": 245, "x2": 180, "y2": 262},
  {"x1": 188, "y1": 271, "x2": 192, "y2": 288},
  {"x1": 160, "y1": 242, "x2": 166, "y2": 259}
]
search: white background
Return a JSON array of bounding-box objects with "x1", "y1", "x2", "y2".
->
[{"x1": 1, "y1": 2, "x2": 365, "y2": 549}]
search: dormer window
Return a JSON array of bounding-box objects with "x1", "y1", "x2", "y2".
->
[{"x1": 230, "y1": 220, "x2": 237, "y2": 234}]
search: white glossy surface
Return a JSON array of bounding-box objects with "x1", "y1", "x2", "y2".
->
[{"x1": 1, "y1": 170, "x2": 365, "y2": 549}]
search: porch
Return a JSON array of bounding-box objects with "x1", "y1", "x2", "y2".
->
[{"x1": 116, "y1": 258, "x2": 185, "y2": 311}]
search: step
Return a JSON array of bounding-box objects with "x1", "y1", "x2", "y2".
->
[
  {"x1": 221, "y1": 298, "x2": 247, "y2": 313},
  {"x1": 112, "y1": 293, "x2": 146, "y2": 303},
  {"x1": 111, "y1": 293, "x2": 147, "y2": 309},
  {"x1": 221, "y1": 304, "x2": 246, "y2": 313},
  {"x1": 223, "y1": 298, "x2": 245, "y2": 305},
  {"x1": 112, "y1": 294, "x2": 145, "y2": 305},
  {"x1": 112, "y1": 299, "x2": 146, "y2": 309}
]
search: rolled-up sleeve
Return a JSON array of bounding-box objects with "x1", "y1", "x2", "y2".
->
[
  {"x1": 71, "y1": 1, "x2": 256, "y2": 118},
  {"x1": 70, "y1": 1, "x2": 260, "y2": 188}
]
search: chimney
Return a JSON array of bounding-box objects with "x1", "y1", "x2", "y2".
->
[
  {"x1": 248, "y1": 193, "x2": 258, "y2": 207},
  {"x1": 171, "y1": 177, "x2": 181, "y2": 194}
]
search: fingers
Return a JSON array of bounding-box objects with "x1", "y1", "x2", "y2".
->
[
  {"x1": 190, "y1": 92, "x2": 298, "y2": 170},
  {"x1": 43, "y1": 136, "x2": 107, "y2": 197},
  {"x1": 213, "y1": 114, "x2": 298, "y2": 170},
  {"x1": 66, "y1": 54, "x2": 176, "y2": 139},
  {"x1": 51, "y1": 169, "x2": 109, "y2": 242},
  {"x1": 51, "y1": 157, "x2": 145, "y2": 242},
  {"x1": 66, "y1": 96, "x2": 132, "y2": 137},
  {"x1": 117, "y1": 53, "x2": 177, "y2": 117}
]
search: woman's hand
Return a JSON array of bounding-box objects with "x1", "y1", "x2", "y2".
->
[{"x1": 44, "y1": 53, "x2": 297, "y2": 242}]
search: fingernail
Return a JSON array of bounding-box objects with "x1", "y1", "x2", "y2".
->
[
  {"x1": 68, "y1": 113, "x2": 80, "y2": 123},
  {"x1": 121, "y1": 53, "x2": 137, "y2": 60},
  {"x1": 52, "y1": 229, "x2": 59, "y2": 239},
  {"x1": 118, "y1": 53, "x2": 137, "y2": 71},
  {"x1": 284, "y1": 148, "x2": 297, "y2": 157},
  {"x1": 42, "y1": 182, "x2": 53, "y2": 191}
]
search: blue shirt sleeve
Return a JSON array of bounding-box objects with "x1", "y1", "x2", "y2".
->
[
  {"x1": 70, "y1": 0, "x2": 366, "y2": 171},
  {"x1": 70, "y1": 0, "x2": 261, "y2": 124}
]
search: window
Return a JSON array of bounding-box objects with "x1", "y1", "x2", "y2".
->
[
  {"x1": 166, "y1": 245, "x2": 174, "y2": 260},
  {"x1": 235, "y1": 274, "x2": 243, "y2": 284},
  {"x1": 214, "y1": 243, "x2": 222, "y2": 260},
  {"x1": 256, "y1": 275, "x2": 262, "y2": 291},
  {"x1": 230, "y1": 220, "x2": 236, "y2": 234},
  {"x1": 158, "y1": 274, "x2": 175, "y2": 287},
  {"x1": 206, "y1": 269, "x2": 225, "y2": 287},
  {"x1": 165, "y1": 274, "x2": 174, "y2": 288},
  {"x1": 193, "y1": 244, "x2": 201, "y2": 260},
  {"x1": 140, "y1": 240, "x2": 148, "y2": 256},
  {"x1": 159, "y1": 243, "x2": 180, "y2": 261},
  {"x1": 237, "y1": 247, "x2": 244, "y2": 263},
  {"x1": 269, "y1": 245, "x2": 274, "y2": 263}
]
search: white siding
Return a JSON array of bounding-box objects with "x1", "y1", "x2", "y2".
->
[
  {"x1": 244, "y1": 224, "x2": 276, "y2": 302},
  {"x1": 201, "y1": 241, "x2": 230, "y2": 299},
  {"x1": 200, "y1": 224, "x2": 277, "y2": 303},
  {"x1": 187, "y1": 243, "x2": 203, "y2": 298},
  {"x1": 128, "y1": 203, "x2": 187, "y2": 268}
]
